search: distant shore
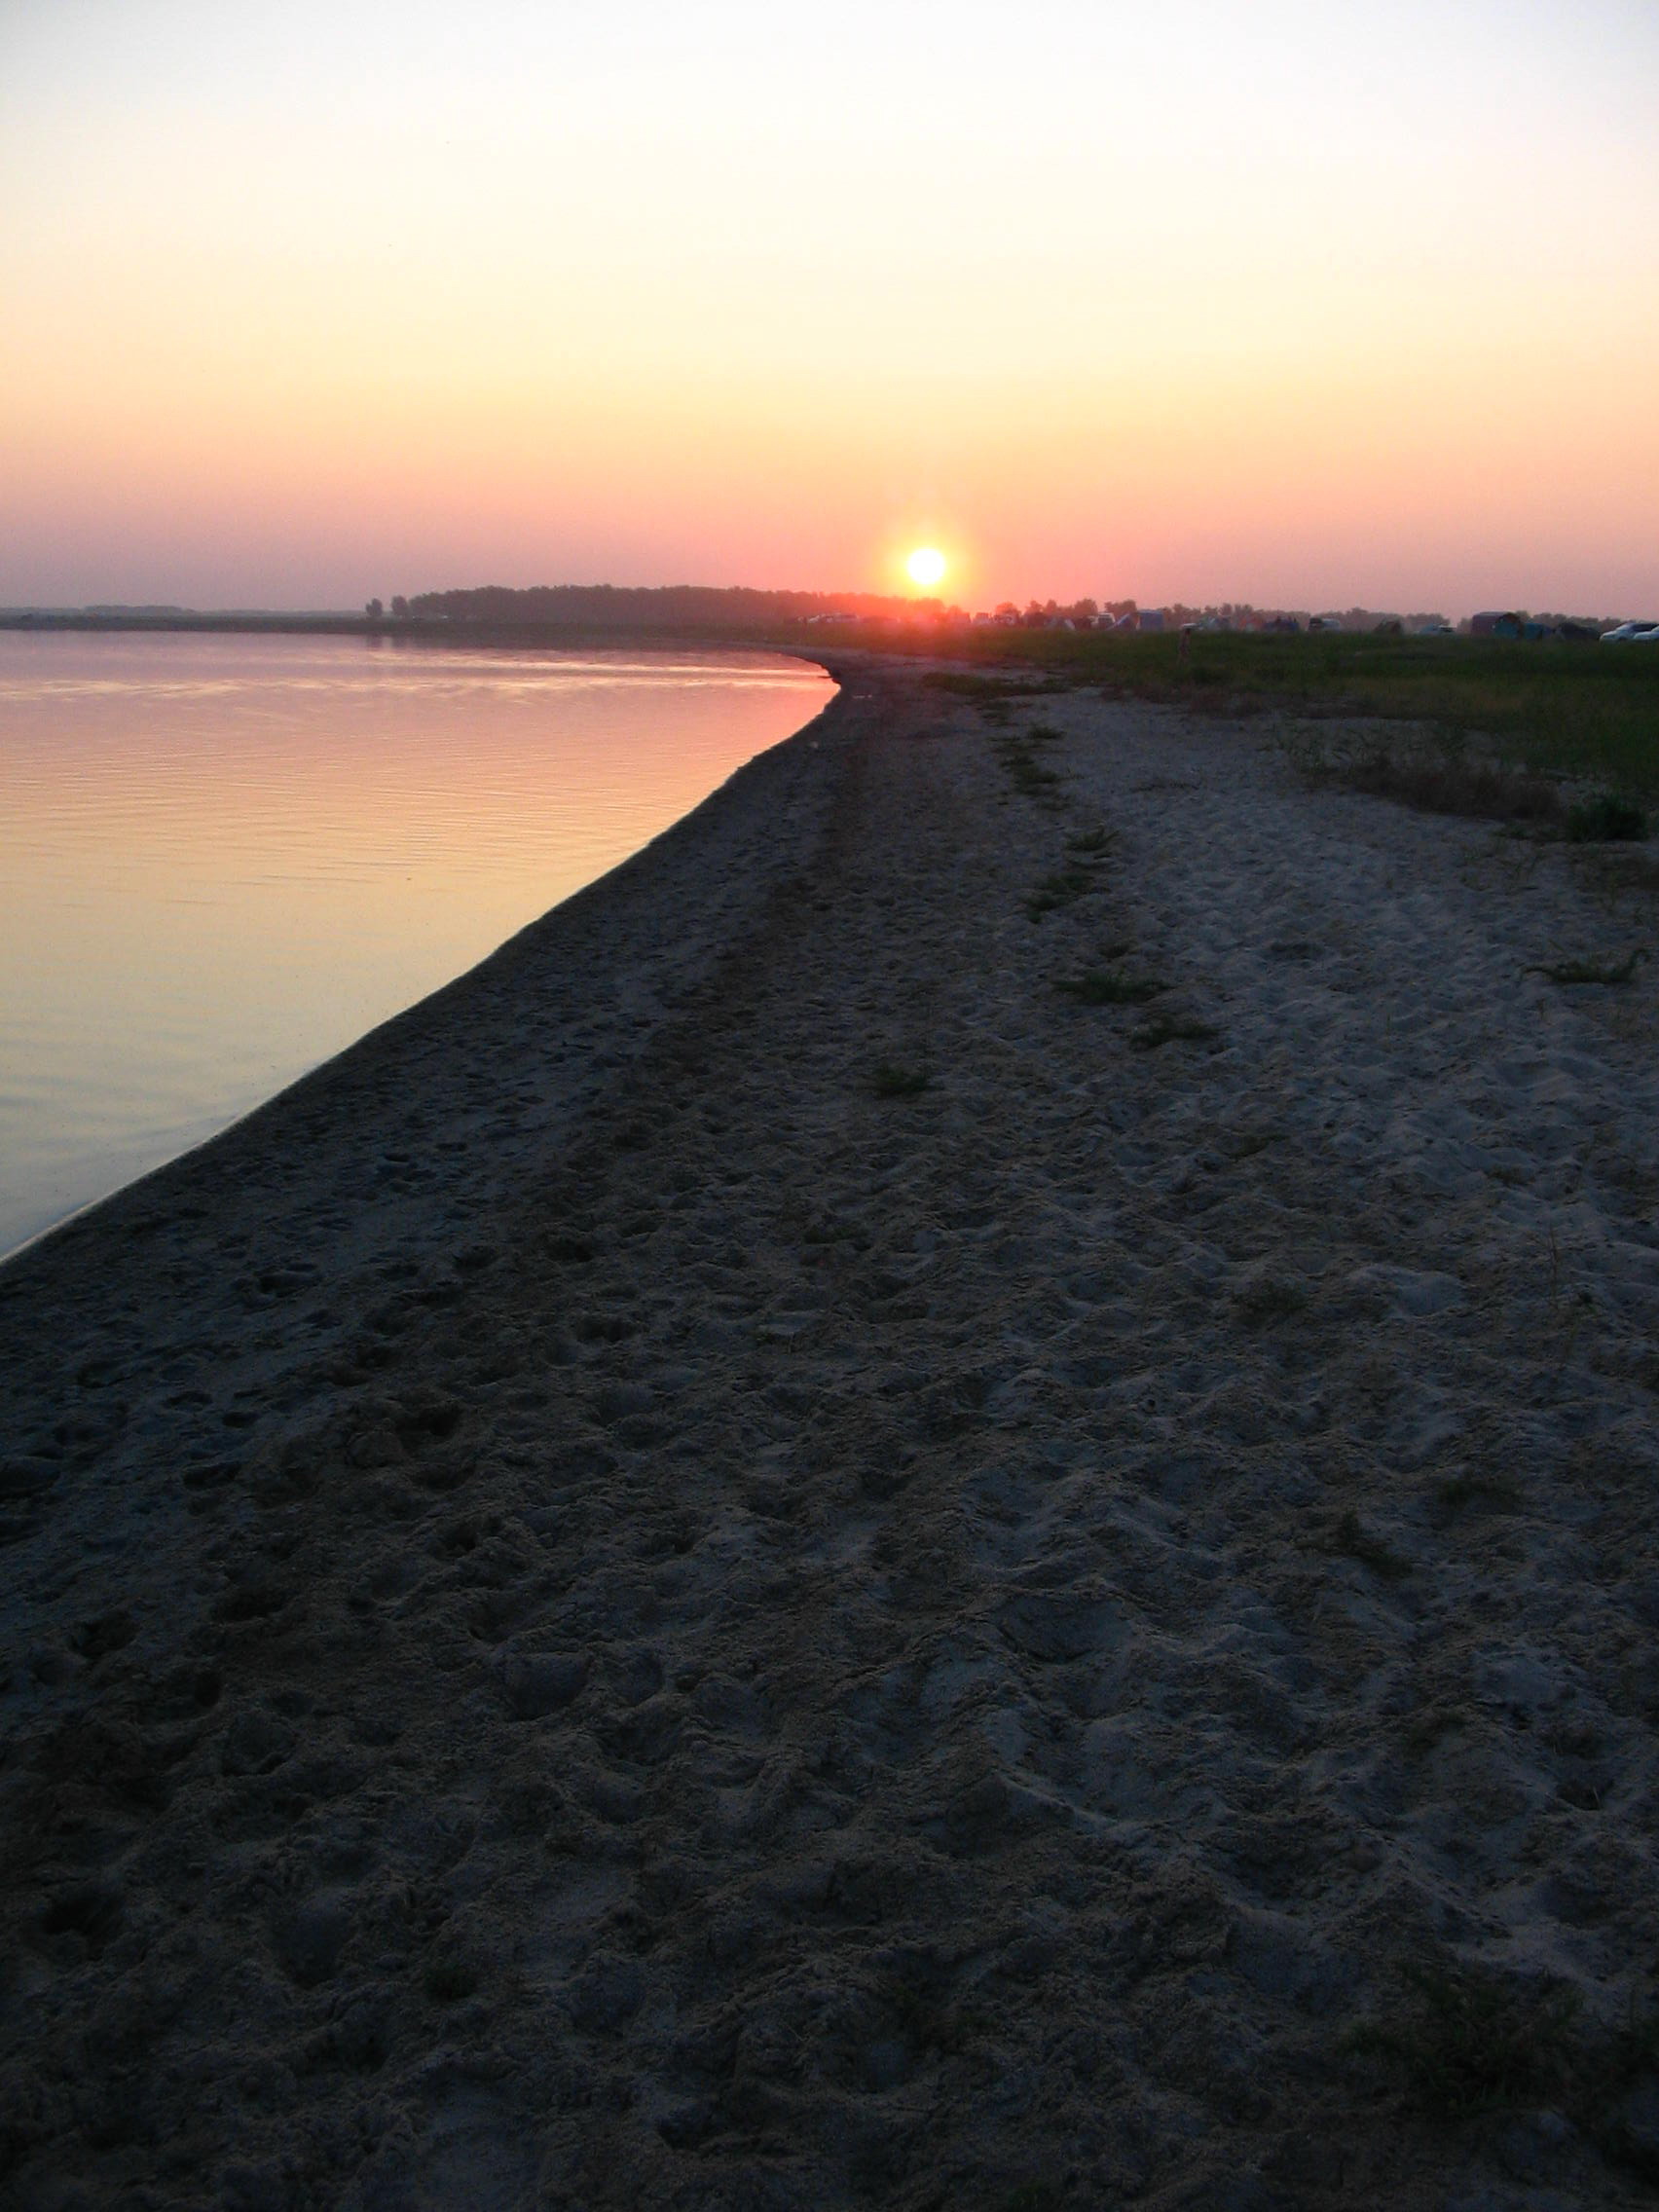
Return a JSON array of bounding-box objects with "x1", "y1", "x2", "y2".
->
[{"x1": 0, "y1": 609, "x2": 819, "y2": 645}]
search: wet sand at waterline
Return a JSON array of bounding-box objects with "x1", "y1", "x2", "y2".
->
[{"x1": 4, "y1": 662, "x2": 1659, "y2": 2208}]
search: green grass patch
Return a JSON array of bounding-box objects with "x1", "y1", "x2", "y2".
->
[
  {"x1": 1025, "y1": 869, "x2": 1093, "y2": 918},
  {"x1": 423, "y1": 1956, "x2": 479, "y2": 2005},
  {"x1": 1329, "y1": 1507, "x2": 1411, "y2": 1579},
  {"x1": 1435, "y1": 1470, "x2": 1521, "y2": 1515},
  {"x1": 871, "y1": 1063, "x2": 930, "y2": 1098},
  {"x1": 1055, "y1": 968, "x2": 1165, "y2": 1006},
  {"x1": 837, "y1": 628, "x2": 1659, "y2": 799},
  {"x1": 1000, "y1": 2187, "x2": 1064, "y2": 2212},
  {"x1": 1566, "y1": 791, "x2": 1649, "y2": 841},
  {"x1": 1352, "y1": 1964, "x2": 1659, "y2": 2177},
  {"x1": 1530, "y1": 948, "x2": 1648, "y2": 985},
  {"x1": 1333, "y1": 741, "x2": 1563, "y2": 822},
  {"x1": 1350, "y1": 1963, "x2": 1580, "y2": 2120},
  {"x1": 1234, "y1": 1278, "x2": 1309, "y2": 1327},
  {"x1": 921, "y1": 671, "x2": 1073, "y2": 702},
  {"x1": 1130, "y1": 1013, "x2": 1218, "y2": 1049}
]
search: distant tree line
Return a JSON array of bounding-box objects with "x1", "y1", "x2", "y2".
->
[{"x1": 396, "y1": 584, "x2": 933, "y2": 629}]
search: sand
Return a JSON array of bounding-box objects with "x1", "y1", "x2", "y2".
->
[{"x1": 3, "y1": 662, "x2": 1658, "y2": 2209}]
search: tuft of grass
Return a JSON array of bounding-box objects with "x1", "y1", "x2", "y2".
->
[
  {"x1": 992, "y1": 727, "x2": 1065, "y2": 800},
  {"x1": 921, "y1": 671, "x2": 1072, "y2": 702},
  {"x1": 1001, "y1": 2186, "x2": 1064, "y2": 2212},
  {"x1": 871, "y1": 1064, "x2": 930, "y2": 1099},
  {"x1": 1579, "y1": 848, "x2": 1659, "y2": 898},
  {"x1": 1338, "y1": 745, "x2": 1563, "y2": 822},
  {"x1": 423, "y1": 1956, "x2": 479, "y2": 2005},
  {"x1": 1353, "y1": 1965, "x2": 1659, "y2": 2176},
  {"x1": 1234, "y1": 1278, "x2": 1308, "y2": 1327},
  {"x1": 1025, "y1": 869, "x2": 1092, "y2": 918},
  {"x1": 1349, "y1": 1963, "x2": 1580, "y2": 2120},
  {"x1": 1402, "y1": 1706, "x2": 1464, "y2": 1757},
  {"x1": 1329, "y1": 1507, "x2": 1411, "y2": 1580},
  {"x1": 1130, "y1": 1014, "x2": 1218, "y2": 1050},
  {"x1": 1054, "y1": 967, "x2": 1165, "y2": 1007},
  {"x1": 1065, "y1": 827, "x2": 1115, "y2": 856},
  {"x1": 1436, "y1": 1470, "x2": 1521, "y2": 1516},
  {"x1": 1530, "y1": 948, "x2": 1648, "y2": 985},
  {"x1": 1567, "y1": 791, "x2": 1649, "y2": 842},
  {"x1": 1225, "y1": 1126, "x2": 1279, "y2": 1160},
  {"x1": 838, "y1": 628, "x2": 1659, "y2": 801}
]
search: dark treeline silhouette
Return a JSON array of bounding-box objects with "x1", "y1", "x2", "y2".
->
[{"x1": 402, "y1": 583, "x2": 935, "y2": 628}]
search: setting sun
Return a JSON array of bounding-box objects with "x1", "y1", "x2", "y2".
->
[{"x1": 905, "y1": 547, "x2": 947, "y2": 589}]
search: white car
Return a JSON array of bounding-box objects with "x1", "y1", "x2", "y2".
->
[{"x1": 1602, "y1": 620, "x2": 1659, "y2": 642}]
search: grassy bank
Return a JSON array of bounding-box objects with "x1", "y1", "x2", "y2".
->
[{"x1": 809, "y1": 627, "x2": 1659, "y2": 800}]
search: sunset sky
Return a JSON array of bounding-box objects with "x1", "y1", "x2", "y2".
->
[{"x1": 3, "y1": 0, "x2": 1655, "y2": 616}]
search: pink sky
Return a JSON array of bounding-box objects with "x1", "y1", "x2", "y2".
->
[{"x1": 3, "y1": 0, "x2": 1656, "y2": 617}]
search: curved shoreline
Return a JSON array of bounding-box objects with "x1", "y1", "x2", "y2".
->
[
  {"x1": 1, "y1": 656, "x2": 848, "y2": 1280},
  {"x1": 0, "y1": 637, "x2": 836, "y2": 1271},
  {"x1": 0, "y1": 659, "x2": 855, "y2": 1598}
]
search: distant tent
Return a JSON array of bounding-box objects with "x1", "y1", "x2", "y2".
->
[{"x1": 1470, "y1": 610, "x2": 1524, "y2": 640}]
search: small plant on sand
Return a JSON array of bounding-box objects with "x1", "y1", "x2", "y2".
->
[
  {"x1": 1435, "y1": 1470, "x2": 1521, "y2": 1516},
  {"x1": 922, "y1": 672, "x2": 1072, "y2": 702},
  {"x1": 1530, "y1": 947, "x2": 1648, "y2": 986},
  {"x1": 1353, "y1": 1963, "x2": 1659, "y2": 2174},
  {"x1": 1328, "y1": 1507, "x2": 1411, "y2": 1579},
  {"x1": 1225, "y1": 1125, "x2": 1279, "y2": 1160},
  {"x1": 424, "y1": 1955, "x2": 480, "y2": 2005},
  {"x1": 1401, "y1": 1705, "x2": 1464, "y2": 1756},
  {"x1": 871, "y1": 1063, "x2": 930, "y2": 1098},
  {"x1": 993, "y1": 731, "x2": 1064, "y2": 799},
  {"x1": 1349, "y1": 1962, "x2": 1580, "y2": 2120},
  {"x1": 1001, "y1": 2186, "x2": 1064, "y2": 2212},
  {"x1": 1130, "y1": 1013, "x2": 1218, "y2": 1050},
  {"x1": 1234, "y1": 1278, "x2": 1308, "y2": 1327},
  {"x1": 1025, "y1": 869, "x2": 1092, "y2": 919},
  {"x1": 1566, "y1": 791, "x2": 1648, "y2": 843},
  {"x1": 1055, "y1": 968, "x2": 1165, "y2": 1007},
  {"x1": 1065, "y1": 827, "x2": 1115, "y2": 857}
]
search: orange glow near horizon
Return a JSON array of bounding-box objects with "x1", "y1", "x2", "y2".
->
[{"x1": 1, "y1": 1, "x2": 1655, "y2": 618}]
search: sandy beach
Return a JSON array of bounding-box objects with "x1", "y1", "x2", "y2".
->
[{"x1": 4, "y1": 660, "x2": 1658, "y2": 2209}]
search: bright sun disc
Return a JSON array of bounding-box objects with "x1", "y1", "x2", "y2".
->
[{"x1": 906, "y1": 546, "x2": 946, "y2": 587}]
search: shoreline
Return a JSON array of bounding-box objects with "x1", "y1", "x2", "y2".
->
[
  {"x1": 4, "y1": 663, "x2": 1658, "y2": 2207},
  {"x1": 3, "y1": 632, "x2": 844, "y2": 1273},
  {"x1": 0, "y1": 650, "x2": 851, "y2": 1348}
]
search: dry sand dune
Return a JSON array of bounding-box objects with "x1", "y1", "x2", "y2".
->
[{"x1": 4, "y1": 663, "x2": 1659, "y2": 2210}]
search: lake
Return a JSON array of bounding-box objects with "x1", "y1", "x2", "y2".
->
[{"x1": 0, "y1": 632, "x2": 831, "y2": 1260}]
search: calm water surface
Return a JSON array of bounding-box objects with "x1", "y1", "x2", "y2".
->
[{"x1": 0, "y1": 633, "x2": 830, "y2": 1259}]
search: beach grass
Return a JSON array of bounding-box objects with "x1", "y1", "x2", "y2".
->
[
  {"x1": 898, "y1": 630, "x2": 1659, "y2": 798},
  {"x1": 1530, "y1": 948, "x2": 1648, "y2": 986},
  {"x1": 871, "y1": 1062, "x2": 931, "y2": 1098},
  {"x1": 1054, "y1": 968, "x2": 1165, "y2": 1006}
]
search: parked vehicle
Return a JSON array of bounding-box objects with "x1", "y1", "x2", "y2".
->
[{"x1": 1601, "y1": 621, "x2": 1658, "y2": 642}]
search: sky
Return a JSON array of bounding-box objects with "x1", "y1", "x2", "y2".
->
[{"x1": 2, "y1": 0, "x2": 1656, "y2": 616}]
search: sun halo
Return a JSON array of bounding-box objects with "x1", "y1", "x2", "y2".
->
[{"x1": 905, "y1": 546, "x2": 947, "y2": 588}]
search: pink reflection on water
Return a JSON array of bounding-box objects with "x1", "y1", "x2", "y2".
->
[{"x1": 0, "y1": 633, "x2": 831, "y2": 1256}]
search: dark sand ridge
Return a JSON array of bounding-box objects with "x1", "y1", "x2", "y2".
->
[{"x1": 4, "y1": 662, "x2": 1659, "y2": 2208}]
